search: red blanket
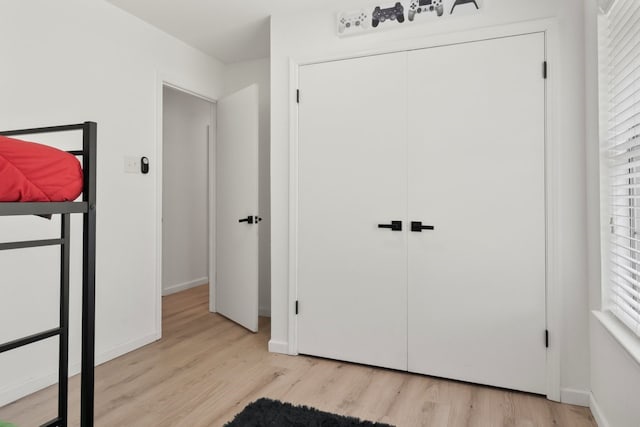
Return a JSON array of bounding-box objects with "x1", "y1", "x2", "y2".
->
[{"x1": 0, "y1": 135, "x2": 83, "y2": 202}]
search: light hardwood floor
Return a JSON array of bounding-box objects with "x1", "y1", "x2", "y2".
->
[{"x1": 0, "y1": 285, "x2": 596, "y2": 426}]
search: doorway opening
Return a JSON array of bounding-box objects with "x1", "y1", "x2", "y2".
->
[
  {"x1": 157, "y1": 81, "x2": 262, "y2": 338},
  {"x1": 161, "y1": 85, "x2": 215, "y2": 326}
]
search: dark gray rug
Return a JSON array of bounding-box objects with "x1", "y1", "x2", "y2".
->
[{"x1": 224, "y1": 398, "x2": 394, "y2": 427}]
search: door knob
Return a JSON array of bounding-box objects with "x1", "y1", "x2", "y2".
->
[
  {"x1": 239, "y1": 216, "x2": 255, "y2": 224},
  {"x1": 411, "y1": 221, "x2": 435, "y2": 232},
  {"x1": 378, "y1": 221, "x2": 403, "y2": 231}
]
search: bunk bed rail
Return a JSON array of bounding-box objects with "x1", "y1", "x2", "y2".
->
[
  {"x1": 0, "y1": 121, "x2": 96, "y2": 427},
  {"x1": 0, "y1": 122, "x2": 87, "y2": 136}
]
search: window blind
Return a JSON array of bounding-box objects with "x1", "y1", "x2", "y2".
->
[{"x1": 603, "y1": 0, "x2": 640, "y2": 337}]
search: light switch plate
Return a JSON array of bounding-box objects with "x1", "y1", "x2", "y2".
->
[{"x1": 124, "y1": 156, "x2": 139, "y2": 173}]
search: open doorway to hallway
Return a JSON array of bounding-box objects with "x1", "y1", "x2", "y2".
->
[{"x1": 161, "y1": 85, "x2": 214, "y2": 316}]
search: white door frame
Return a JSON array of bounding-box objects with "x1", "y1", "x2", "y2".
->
[
  {"x1": 288, "y1": 18, "x2": 562, "y2": 401},
  {"x1": 155, "y1": 74, "x2": 218, "y2": 341}
]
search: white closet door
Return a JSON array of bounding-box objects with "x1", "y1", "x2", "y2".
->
[
  {"x1": 297, "y1": 53, "x2": 408, "y2": 370},
  {"x1": 407, "y1": 33, "x2": 547, "y2": 393}
]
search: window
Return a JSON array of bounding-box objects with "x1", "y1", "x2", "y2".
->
[{"x1": 601, "y1": 0, "x2": 640, "y2": 337}]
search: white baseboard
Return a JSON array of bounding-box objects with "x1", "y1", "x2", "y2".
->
[
  {"x1": 0, "y1": 371, "x2": 60, "y2": 409},
  {"x1": 94, "y1": 332, "x2": 159, "y2": 366},
  {"x1": 162, "y1": 277, "x2": 208, "y2": 296},
  {"x1": 259, "y1": 306, "x2": 271, "y2": 317},
  {"x1": 268, "y1": 339, "x2": 288, "y2": 354},
  {"x1": 0, "y1": 332, "x2": 159, "y2": 407},
  {"x1": 590, "y1": 392, "x2": 611, "y2": 427},
  {"x1": 560, "y1": 387, "x2": 590, "y2": 407}
]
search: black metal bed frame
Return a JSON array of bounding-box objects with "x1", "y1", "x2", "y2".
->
[{"x1": 0, "y1": 122, "x2": 97, "y2": 427}]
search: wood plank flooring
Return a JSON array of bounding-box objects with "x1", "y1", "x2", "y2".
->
[{"x1": 0, "y1": 285, "x2": 596, "y2": 426}]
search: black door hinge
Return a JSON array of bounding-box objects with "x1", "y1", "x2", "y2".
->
[
  {"x1": 543, "y1": 61, "x2": 548, "y2": 79},
  {"x1": 296, "y1": 89, "x2": 300, "y2": 103},
  {"x1": 545, "y1": 330, "x2": 549, "y2": 348},
  {"x1": 295, "y1": 300, "x2": 299, "y2": 315}
]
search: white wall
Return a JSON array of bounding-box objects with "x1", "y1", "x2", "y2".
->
[
  {"x1": 270, "y1": 0, "x2": 591, "y2": 401},
  {"x1": 162, "y1": 86, "x2": 212, "y2": 296},
  {"x1": 585, "y1": 0, "x2": 640, "y2": 425},
  {"x1": 590, "y1": 317, "x2": 640, "y2": 427},
  {"x1": 223, "y1": 57, "x2": 271, "y2": 317},
  {"x1": 0, "y1": 0, "x2": 224, "y2": 406}
]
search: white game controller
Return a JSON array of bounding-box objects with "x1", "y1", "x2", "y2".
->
[
  {"x1": 408, "y1": 0, "x2": 444, "y2": 21},
  {"x1": 338, "y1": 10, "x2": 369, "y2": 35}
]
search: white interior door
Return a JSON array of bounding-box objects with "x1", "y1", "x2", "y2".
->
[
  {"x1": 407, "y1": 33, "x2": 547, "y2": 393},
  {"x1": 215, "y1": 84, "x2": 260, "y2": 332},
  {"x1": 297, "y1": 53, "x2": 408, "y2": 370}
]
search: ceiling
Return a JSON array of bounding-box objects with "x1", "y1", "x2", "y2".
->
[{"x1": 107, "y1": 0, "x2": 370, "y2": 63}]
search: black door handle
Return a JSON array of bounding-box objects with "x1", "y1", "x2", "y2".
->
[
  {"x1": 411, "y1": 221, "x2": 435, "y2": 232},
  {"x1": 378, "y1": 221, "x2": 403, "y2": 231},
  {"x1": 239, "y1": 216, "x2": 263, "y2": 224},
  {"x1": 239, "y1": 216, "x2": 254, "y2": 224}
]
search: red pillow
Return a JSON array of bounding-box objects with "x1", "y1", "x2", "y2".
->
[{"x1": 0, "y1": 135, "x2": 83, "y2": 202}]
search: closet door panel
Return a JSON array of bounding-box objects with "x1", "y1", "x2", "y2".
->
[
  {"x1": 407, "y1": 33, "x2": 547, "y2": 393},
  {"x1": 297, "y1": 53, "x2": 408, "y2": 370}
]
